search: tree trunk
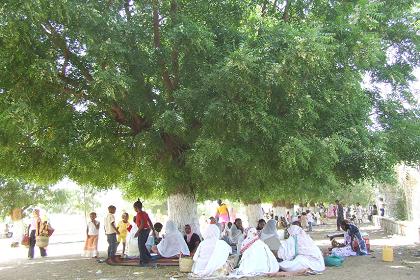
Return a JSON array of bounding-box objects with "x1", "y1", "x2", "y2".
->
[
  {"x1": 10, "y1": 208, "x2": 24, "y2": 245},
  {"x1": 167, "y1": 193, "x2": 201, "y2": 235},
  {"x1": 272, "y1": 200, "x2": 286, "y2": 218},
  {"x1": 244, "y1": 203, "x2": 263, "y2": 228}
]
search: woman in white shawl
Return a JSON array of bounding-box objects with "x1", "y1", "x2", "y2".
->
[
  {"x1": 152, "y1": 221, "x2": 190, "y2": 258},
  {"x1": 261, "y1": 219, "x2": 282, "y2": 253},
  {"x1": 126, "y1": 222, "x2": 140, "y2": 257},
  {"x1": 192, "y1": 224, "x2": 232, "y2": 277},
  {"x1": 275, "y1": 225, "x2": 325, "y2": 274},
  {"x1": 230, "y1": 227, "x2": 279, "y2": 277}
]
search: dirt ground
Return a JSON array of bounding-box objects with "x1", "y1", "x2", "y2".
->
[{"x1": 0, "y1": 221, "x2": 419, "y2": 280}]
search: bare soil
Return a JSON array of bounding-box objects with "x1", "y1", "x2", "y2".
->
[{"x1": 0, "y1": 221, "x2": 419, "y2": 280}]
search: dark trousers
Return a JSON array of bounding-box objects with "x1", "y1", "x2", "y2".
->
[
  {"x1": 106, "y1": 233, "x2": 117, "y2": 258},
  {"x1": 28, "y1": 230, "x2": 47, "y2": 258},
  {"x1": 337, "y1": 217, "x2": 344, "y2": 230},
  {"x1": 138, "y1": 228, "x2": 151, "y2": 263}
]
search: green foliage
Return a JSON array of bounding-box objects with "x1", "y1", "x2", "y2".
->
[
  {"x1": 0, "y1": 0, "x2": 418, "y2": 203},
  {"x1": 60, "y1": 185, "x2": 100, "y2": 217},
  {"x1": 0, "y1": 178, "x2": 69, "y2": 218}
]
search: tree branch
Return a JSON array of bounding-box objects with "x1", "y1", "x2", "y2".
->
[
  {"x1": 42, "y1": 22, "x2": 93, "y2": 82},
  {"x1": 282, "y1": 0, "x2": 290, "y2": 22},
  {"x1": 170, "y1": 0, "x2": 179, "y2": 88},
  {"x1": 152, "y1": 0, "x2": 175, "y2": 92},
  {"x1": 124, "y1": 0, "x2": 132, "y2": 21},
  {"x1": 110, "y1": 104, "x2": 151, "y2": 136}
]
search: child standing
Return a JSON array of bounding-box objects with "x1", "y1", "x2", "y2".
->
[
  {"x1": 82, "y1": 212, "x2": 100, "y2": 258},
  {"x1": 104, "y1": 205, "x2": 119, "y2": 262},
  {"x1": 117, "y1": 212, "x2": 130, "y2": 256},
  {"x1": 133, "y1": 200, "x2": 155, "y2": 265},
  {"x1": 306, "y1": 210, "x2": 314, "y2": 232}
]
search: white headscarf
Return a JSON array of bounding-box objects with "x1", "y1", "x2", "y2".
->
[
  {"x1": 231, "y1": 227, "x2": 279, "y2": 277},
  {"x1": 192, "y1": 224, "x2": 232, "y2": 277},
  {"x1": 278, "y1": 225, "x2": 325, "y2": 272},
  {"x1": 260, "y1": 219, "x2": 280, "y2": 241},
  {"x1": 157, "y1": 221, "x2": 190, "y2": 257},
  {"x1": 240, "y1": 227, "x2": 259, "y2": 254},
  {"x1": 230, "y1": 225, "x2": 243, "y2": 244},
  {"x1": 287, "y1": 225, "x2": 321, "y2": 259}
]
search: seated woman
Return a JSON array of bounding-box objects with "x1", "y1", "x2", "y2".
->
[
  {"x1": 192, "y1": 224, "x2": 232, "y2": 277},
  {"x1": 332, "y1": 220, "x2": 368, "y2": 256},
  {"x1": 127, "y1": 217, "x2": 140, "y2": 257},
  {"x1": 256, "y1": 219, "x2": 266, "y2": 236},
  {"x1": 230, "y1": 228, "x2": 279, "y2": 277},
  {"x1": 271, "y1": 225, "x2": 324, "y2": 276},
  {"x1": 260, "y1": 219, "x2": 282, "y2": 254},
  {"x1": 184, "y1": 224, "x2": 201, "y2": 254},
  {"x1": 151, "y1": 221, "x2": 190, "y2": 258}
]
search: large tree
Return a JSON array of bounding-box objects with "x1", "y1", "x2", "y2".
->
[
  {"x1": 0, "y1": 178, "x2": 68, "y2": 219},
  {"x1": 0, "y1": 0, "x2": 418, "y2": 229}
]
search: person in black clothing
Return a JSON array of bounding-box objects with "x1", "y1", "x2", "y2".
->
[
  {"x1": 183, "y1": 224, "x2": 201, "y2": 254},
  {"x1": 335, "y1": 200, "x2": 344, "y2": 231}
]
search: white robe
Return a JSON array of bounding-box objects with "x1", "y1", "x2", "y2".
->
[
  {"x1": 192, "y1": 225, "x2": 232, "y2": 277},
  {"x1": 230, "y1": 228, "x2": 279, "y2": 278},
  {"x1": 235, "y1": 240, "x2": 279, "y2": 276},
  {"x1": 126, "y1": 224, "x2": 140, "y2": 257},
  {"x1": 261, "y1": 220, "x2": 282, "y2": 251},
  {"x1": 157, "y1": 221, "x2": 190, "y2": 257},
  {"x1": 278, "y1": 225, "x2": 325, "y2": 272}
]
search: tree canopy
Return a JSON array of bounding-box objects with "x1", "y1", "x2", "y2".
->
[
  {"x1": 0, "y1": 0, "x2": 418, "y2": 203},
  {"x1": 0, "y1": 178, "x2": 68, "y2": 219}
]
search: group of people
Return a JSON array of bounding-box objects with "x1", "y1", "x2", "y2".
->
[
  {"x1": 80, "y1": 198, "x2": 370, "y2": 277},
  {"x1": 192, "y1": 219, "x2": 326, "y2": 277},
  {"x1": 82, "y1": 200, "x2": 203, "y2": 265}
]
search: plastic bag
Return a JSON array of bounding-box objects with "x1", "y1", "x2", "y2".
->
[{"x1": 324, "y1": 255, "x2": 345, "y2": 267}]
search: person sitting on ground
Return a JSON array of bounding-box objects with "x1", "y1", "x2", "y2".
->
[
  {"x1": 222, "y1": 222, "x2": 233, "y2": 239},
  {"x1": 229, "y1": 227, "x2": 279, "y2": 277},
  {"x1": 229, "y1": 218, "x2": 244, "y2": 245},
  {"x1": 152, "y1": 221, "x2": 190, "y2": 258},
  {"x1": 192, "y1": 224, "x2": 232, "y2": 277},
  {"x1": 260, "y1": 219, "x2": 282, "y2": 254},
  {"x1": 256, "y1": 219, "x2": 266, "y2": 236},
  {"x1": 274, "y1": 225, "x2": 325, "y2": 275},
  {"x1": 145, "y1": 221, "x2": 163, "y2": 252},
  {"x1": 279, "y1": 216, "x2": 288, "y2": 228},
  {"x1": 184, "y1": 224, "x2": 201, "y2": 254},
  {"x1": 153, "y1": 222, "x2": 163, "y2": 243},
  {"x1": 330, "y1": 231, "x2": 357, "y2": 257},
  {"x1": 127, "y1": 216, "x2": 140, "y2": 257},
  {"x1": 208, "y1": 216, "x2": 217, "y2": 224},
  {"x1": 337, "y1": 220, "x2": 368, "y2": 255}
]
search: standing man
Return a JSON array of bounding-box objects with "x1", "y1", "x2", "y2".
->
[
  {"x1": 215, "y1": 199, "x2": 230, "y2": 232},
  {"x1": 336, "y1": 200, "x2": 344, "y2": 231}
]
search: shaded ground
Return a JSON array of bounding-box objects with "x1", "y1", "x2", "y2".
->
[{"x1": 0, "y1": 221, "x2": 419, "y2": 280}]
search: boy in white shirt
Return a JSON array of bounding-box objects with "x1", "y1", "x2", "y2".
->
[{"x1": 104, "y1": 205, "x2": 119, "y2": 262}]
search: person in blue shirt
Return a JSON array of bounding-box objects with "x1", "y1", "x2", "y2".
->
[{"x1": 340, "y1": 220, "x2": 368, "y2": 255}]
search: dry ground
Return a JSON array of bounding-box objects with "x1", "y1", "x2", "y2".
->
[{"x1": 0, "y1": 221, "x2": 419, "y2": 280}]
